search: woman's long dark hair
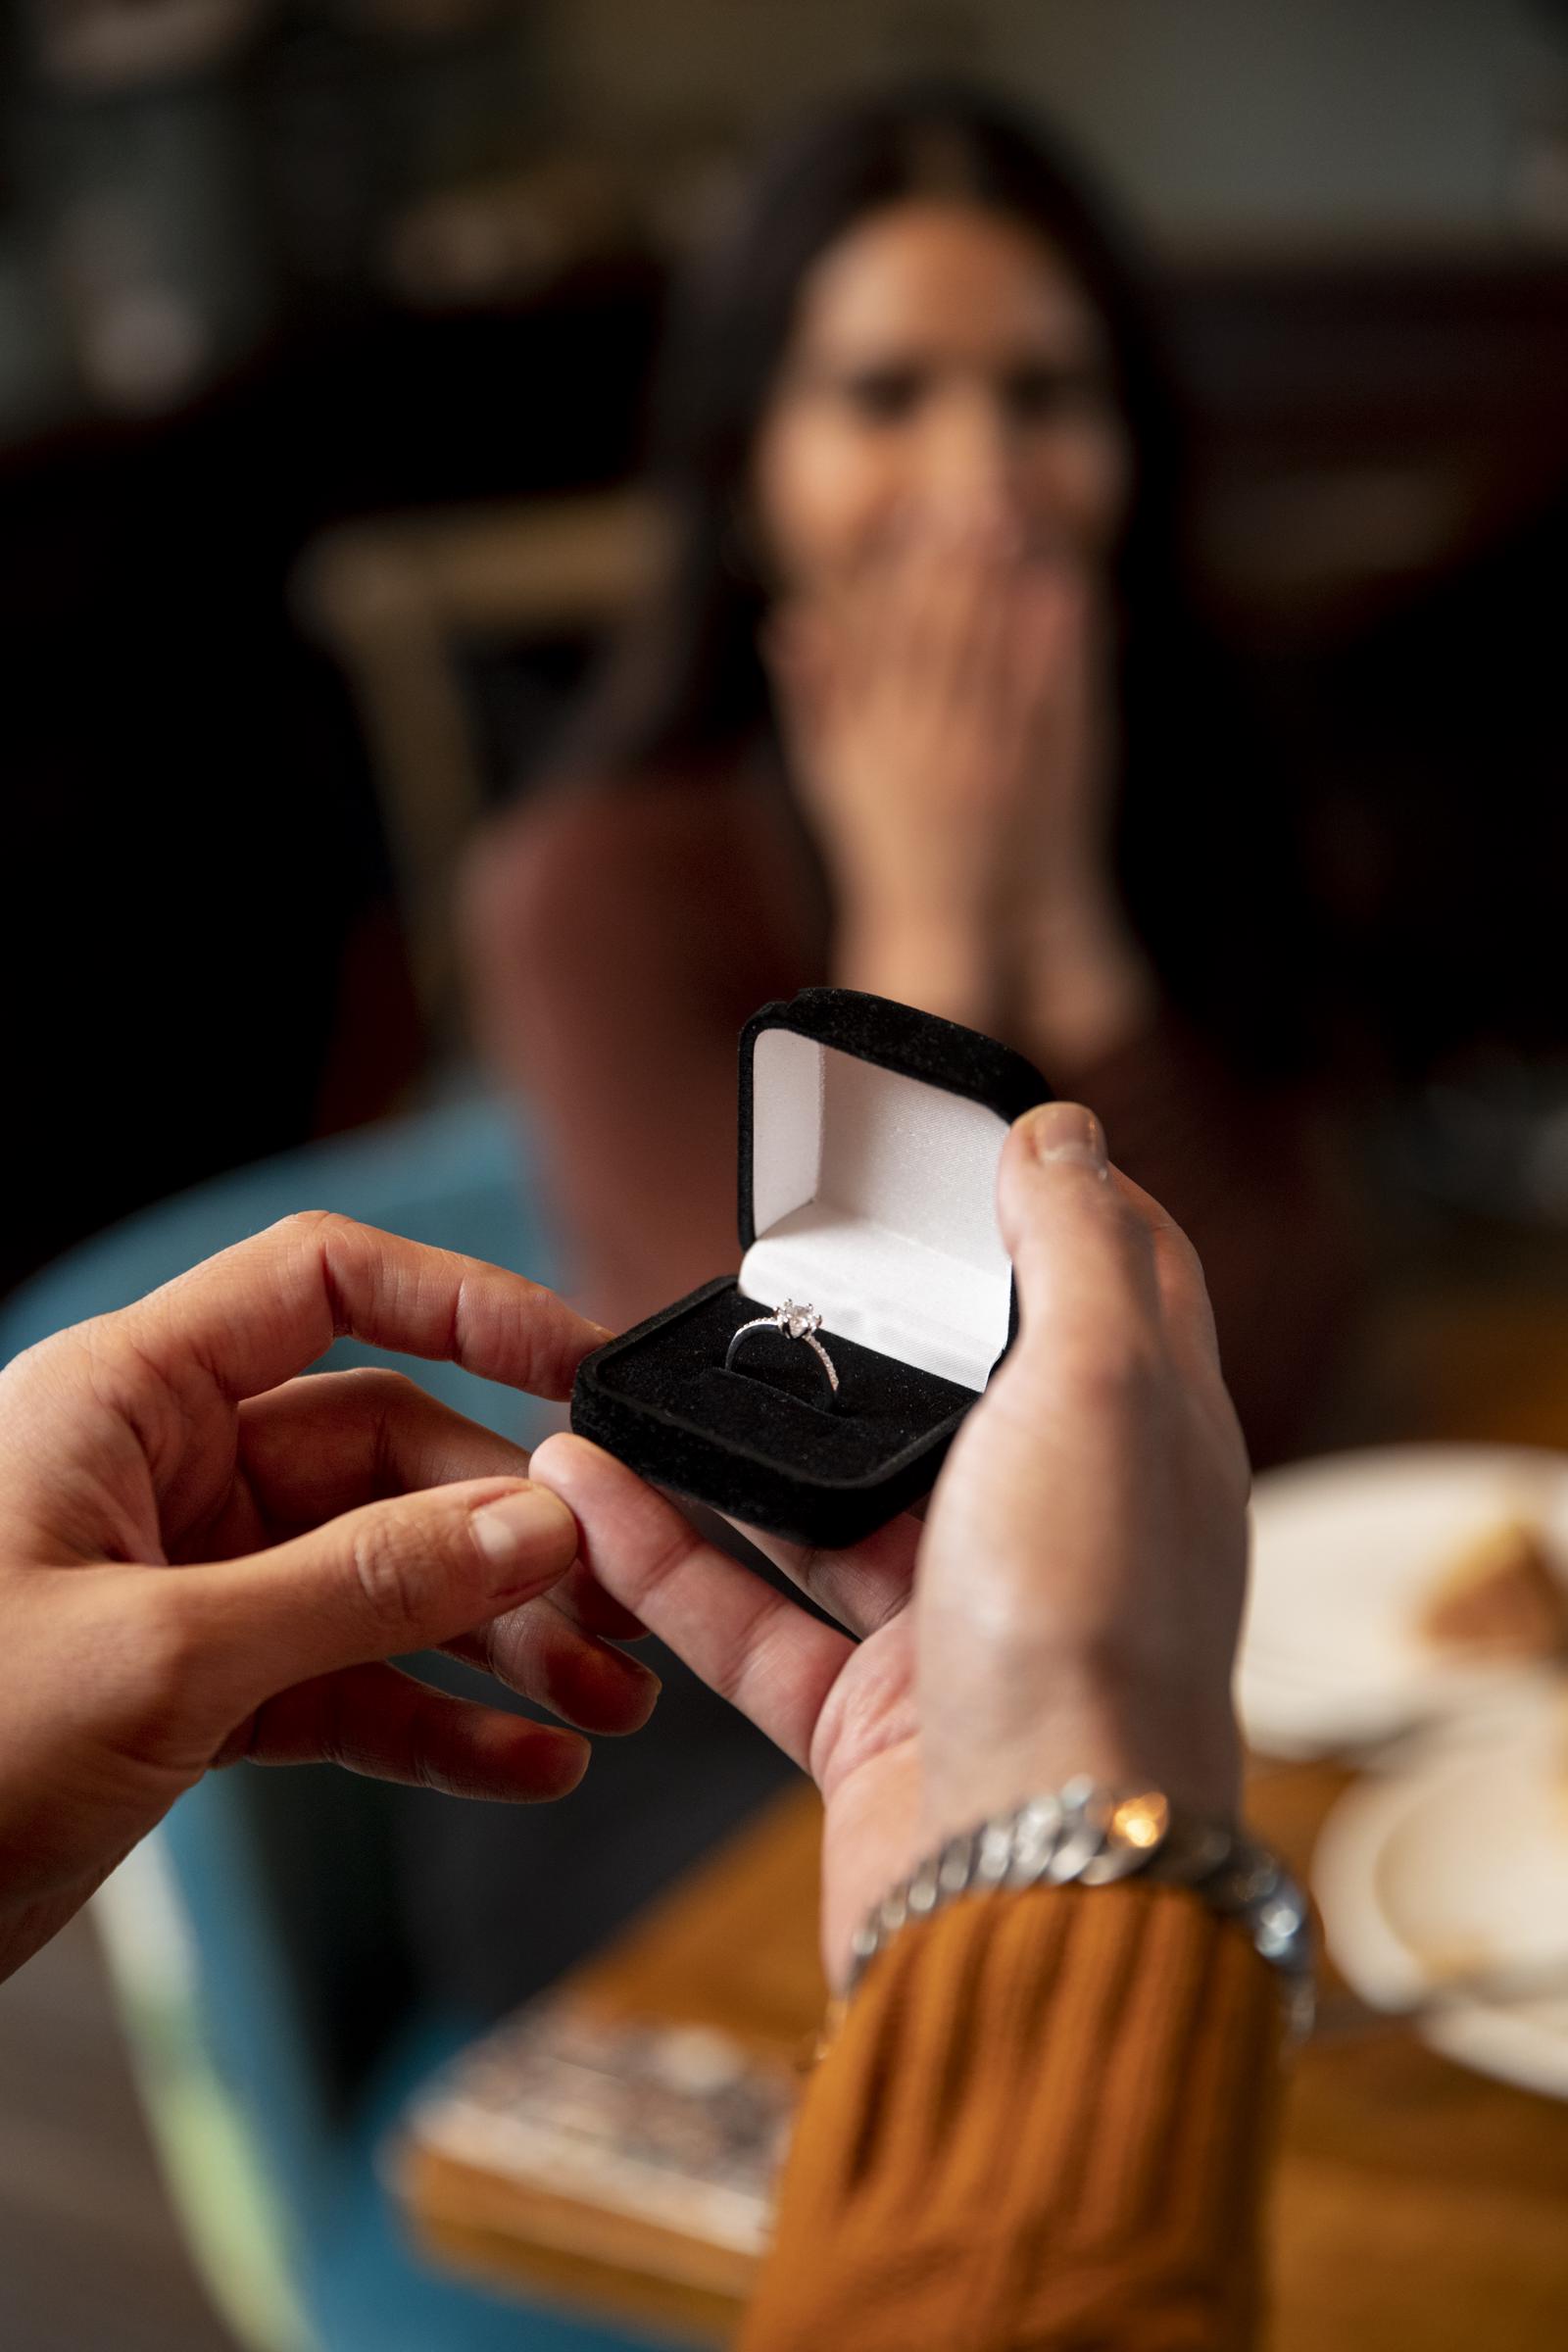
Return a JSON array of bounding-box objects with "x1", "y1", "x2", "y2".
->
[
  {"x1": 578, "y1": 79, "x2": 1185, "y2": 767},
  {"x1": 567, "y1": 79, "x2": 1319, "y2": 1076}
]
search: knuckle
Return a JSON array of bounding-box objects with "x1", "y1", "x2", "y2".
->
[
  {"x1": 405, "y1": 1723, "x2": 461, "y2": 1797},
  {"x1": 602, "y1": 1509, "x2": 691, "y2": 1620},
  {"x1": 1167, "y1": 1223, "x2": 1206, "y2": 1284},
  {"x1": 353, "y1": 1366, "x2": 422, "y2": 1412},
  {"x1": 312, "y1": 1670, "x2": 357, "y2": 1772},
  {"x1": 0, "y1": 1327, "x2": 119, "y2": 1453},
  {"x1": 271, "y1": 1211, "x2": 370, "y2": 1322},
  {"x1": 0, "y1": 1326, "x2": 75, "y2": 1390},
  {"x1": 1060, "y1": 1326, "x2": 1165, "y2": 1412},
  {"x1": 472, "y1": 1604, "x2": 538, "y2": 1692},
  {"x1": 710, "y1": 1583, "x2": 790, "y2": 1714},
  {"x1": 271, "y1": 1207, "x2": 343, "y2": 1249},
  {"x1": 348, "y1": 1507, "x2": 443, "y2": 1640}
]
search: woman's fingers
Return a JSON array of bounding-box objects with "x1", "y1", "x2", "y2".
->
[
  {"x1": 957, "y1": 555, "x2": 1019, "y2": 723},
  {"x1": 110, "y1": 1212, "x2": 609, "y2": 1412},
  {"x1": 228, "y1": 1660, "x2": 589, "y2": 1799},
  {"x1": 764, "y1": 603, "x2": 835, "y2": 762},
  {"x1": 528, "y1": 1434, "x2": 852, "y2": 1770},
  {"x1": 904, "y1": 538, "x2": 995, "y2": 706},
  {"x1": 443, "y1": 1593, "x2": 661, "y2": 1736}
]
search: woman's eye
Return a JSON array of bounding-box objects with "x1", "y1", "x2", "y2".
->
[
  {"x1": 1006, "y1": 365, "x2": 1107, "y2": 421},
  {"x1": 841, "y1": 368, "x2": 925, "y2": 422}
]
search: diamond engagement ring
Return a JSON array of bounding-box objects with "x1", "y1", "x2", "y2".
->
[{"x1": 725, "y1": 1298, "x2": 841, "y2": 1402}]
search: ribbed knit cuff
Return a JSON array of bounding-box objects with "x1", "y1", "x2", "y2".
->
[{"x1": 741, "y1": 1882, "x2": 1284, "y2": 2352}]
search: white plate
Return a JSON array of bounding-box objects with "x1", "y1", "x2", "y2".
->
[
  {"x1": 1237, "y1": 1444, "x2": 1568, "y2": 1758},
  {"x1": 1313, "y1": 1706, "x2": 1568, "y2": 2099}
]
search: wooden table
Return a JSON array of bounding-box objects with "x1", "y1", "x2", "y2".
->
[
  {"x1": 399, "y1": 1278, "x2": 1568, "y2": 2347},
  {"x1": 398, "y1": 1788, "x2": 825, "y2": 2345}
]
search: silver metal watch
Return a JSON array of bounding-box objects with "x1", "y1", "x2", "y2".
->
[{"x1": 846, "y1": 1778, "x2": 1315, "y2": 2040}]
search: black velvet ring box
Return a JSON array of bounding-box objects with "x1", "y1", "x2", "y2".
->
[{"x1": 569, "y1": 988, "x2": 1052, "y2": 1547}]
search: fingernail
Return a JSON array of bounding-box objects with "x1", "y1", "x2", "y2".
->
[
  {"x1": 1019, "y1": 1102, "x2": 1108, "y2": 1178},
  {"x1": 470, "y1": 1485, "x2": 577, "y2": 1589}
]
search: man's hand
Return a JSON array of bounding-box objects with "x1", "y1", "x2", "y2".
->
[
  {"x1": 0, "y1": 1213, "x2": 659, "y2": 1984},
  {"x1": 531, "y1": 1104, "x2": 1249, "y2": 1984}
]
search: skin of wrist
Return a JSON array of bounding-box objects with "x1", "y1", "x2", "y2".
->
[
  {"x1": 832, "y1": 910, "x2": 1004, "y2": 1033},
  {"x1": 832, "y1": 864, "x2": 1156, "y2": 1052},
  {"x1": 1011, "y1": 905, "x2": 1159, "y2": 1067},
  {"x1": 832, "y1": 856, "x2": 998, "y2": 940},
  {"x1": 916, "y1": 1694, "x2": 1243, "y2": 1857},
  {"x1": 1018, "y1": 894, "x2": 1149, "y2": 988}
]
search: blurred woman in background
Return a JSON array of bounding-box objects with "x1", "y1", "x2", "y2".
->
[{"x1": 466, "y1": 79, "x2": 1356, "y2": 1465}]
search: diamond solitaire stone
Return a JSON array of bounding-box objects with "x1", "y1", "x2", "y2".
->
[{"x1": 723, "y1": 1298, "x2": 839, "y2": 1399}]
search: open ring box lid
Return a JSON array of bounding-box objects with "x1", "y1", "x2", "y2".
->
[{"x1": 569, "y1": 988, "x2": 1052, "y2": 1546}]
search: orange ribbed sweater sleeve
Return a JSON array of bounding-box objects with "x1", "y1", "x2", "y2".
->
[{"x1": 740, "y1": 1884, "x2": 1285, "y2": 2352}]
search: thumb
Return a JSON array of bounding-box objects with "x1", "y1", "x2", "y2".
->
[
  {"x1": 173, "y1": 1477, "x2": 579, "y2": 1720},
  {"x1": 996, "y1": 1102, "x2": 1160, "y2": 1357}
]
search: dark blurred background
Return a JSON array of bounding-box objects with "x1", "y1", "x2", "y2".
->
[{"x1": 5, "y1": 0, "x2": 1568, "y2": 1299}]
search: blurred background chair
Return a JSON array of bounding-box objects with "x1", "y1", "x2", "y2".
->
[{"x1": 294, "y1": 492, "x2": 662, "y2": 1036}]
